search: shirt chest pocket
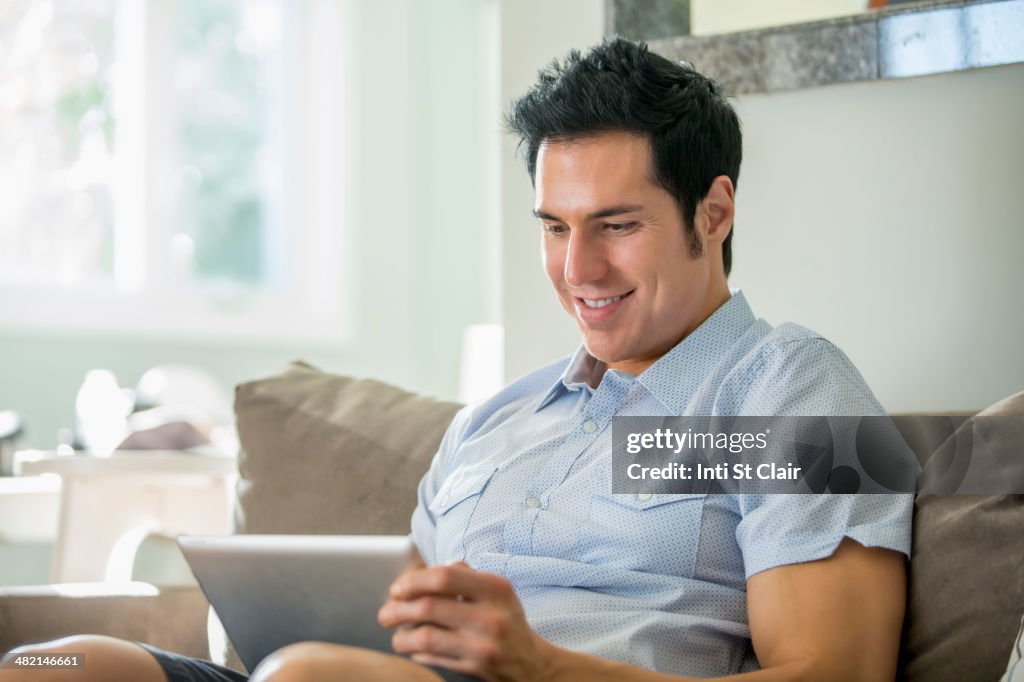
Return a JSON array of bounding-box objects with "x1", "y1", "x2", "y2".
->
[
  {"x1": 428, "y1": 464, "x2": 497, "y2": 561},
  {"x1": 579, "y1": 491, "x2": 707, "y2": 577}
]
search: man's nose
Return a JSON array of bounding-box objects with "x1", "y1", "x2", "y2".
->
[{"x1": 563, "y1": 231, "x2": 607, "y2": 288}]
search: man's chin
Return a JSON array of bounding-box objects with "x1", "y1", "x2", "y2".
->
[{"x1": 580, "y1": 338, "x2": 624, "y2": 366}]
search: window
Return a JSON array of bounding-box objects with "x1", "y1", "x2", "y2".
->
[
  {"x1": 0, "y1": 0, "x2": 117, "y2": 287},
  {"x1": 0, "y1": 0, "x2": 347, "y2": 343}
]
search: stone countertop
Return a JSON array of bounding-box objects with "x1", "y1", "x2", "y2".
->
[{"x1": 648, "y1": 0, "x2": 1024, "y2": 94}]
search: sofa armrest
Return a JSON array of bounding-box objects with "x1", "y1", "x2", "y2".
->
[{"x1": 0, "y1": 582, "x2": 210, "y2": 659}]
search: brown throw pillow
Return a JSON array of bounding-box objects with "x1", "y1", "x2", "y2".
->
[
  {"x1": 233, "y1": 361, "x2": 463, "y2": 536},
  {"x1": 900, "y1": 391, "x2": 1024, "y2": 682}
]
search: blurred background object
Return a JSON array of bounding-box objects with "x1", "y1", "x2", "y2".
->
[
  {"x1": 458, "y1": 324, "x2": 505, "y2": 405},
  {"x1": 69, "y1": 365, "x2": 235, "y2": 456},
  {"x1": 124, "y1": 365, "x2": 236, "y2": 456},
  {"x1": 134, "y1": 365, "x2": 231, "y2": 423},
  {"x1": 74, "y1": 369, "x2": 134, "y2": 455}
]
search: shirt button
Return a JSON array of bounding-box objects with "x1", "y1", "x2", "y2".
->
[
  {"x1": 441, "y1": 494, "x2": 450, "y2": 508},
  {"x1": 582, "y1": 420, "x2": 598, "y2": 433},
  {"x1": 526, "y1": 497, "x2": 541, "y2": 508}
]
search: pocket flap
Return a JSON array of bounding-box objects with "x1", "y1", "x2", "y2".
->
[{"x1": 429, "y1": 465, "x2": 497, "y2": 515}]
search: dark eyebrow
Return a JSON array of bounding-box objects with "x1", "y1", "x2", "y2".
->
[{"x1": 532, "y1": 204, "x2": 644, "y2": 222}]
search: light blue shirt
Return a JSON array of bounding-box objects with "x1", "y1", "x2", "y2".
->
[{"x1": 411, "y1": 291, "x2": 912, "y2": 677}]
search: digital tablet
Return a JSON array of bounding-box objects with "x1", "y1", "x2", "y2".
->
[{"x1": 177, "y1": 534, "x2": 415, "y2": 672}]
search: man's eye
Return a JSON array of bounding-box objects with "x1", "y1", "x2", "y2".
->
[
  {"x1": 543, "y1": 223, "x2": 568, "y2": 235},
  {"x1": 606, "y1": 222, "x2": 638, "y2": 232}
]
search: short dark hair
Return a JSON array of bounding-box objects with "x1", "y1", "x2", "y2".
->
[{"x1": 504, "y1": 37, "x2": 742, "y2": 276}]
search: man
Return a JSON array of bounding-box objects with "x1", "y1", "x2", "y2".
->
[{"x1": 6, "y1": 38, "x2": 910, "y2": 681}]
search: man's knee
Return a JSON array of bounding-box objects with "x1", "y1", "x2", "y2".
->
[
  {"x1": 4, "y1": 635, "x2": 103, "y2": 680},
  {"x1": 3, "y1": 635, "x2": 166, "y2": 682},
  {"x1": 251, "y1": 642, "x2": 443, "y2": 682},
  {"x1": 251, "y1": 642, "x2": 361, "y2": 682},
  {"x1": 250, "y1": 642, "x2": 328, "y2": 682}
]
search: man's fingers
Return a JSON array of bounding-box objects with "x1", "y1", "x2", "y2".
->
[
  {"x1": 393, "y1": 625, "x2": 496, "y2": 677},
  {"x1": 409, "y1": 652, "x2": 480, "y2": 678},
  {"x1": 392, "y1": 624, "x2": 464, "y2": 659},
  {"x1": 390, "y1": 563, "x2": 513, "y2": 603},
  {"x1": 378, "y1": 594, "x2": 467, "y2": 630}
]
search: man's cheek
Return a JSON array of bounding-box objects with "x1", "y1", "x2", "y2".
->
[{"x1": 542, "y1": 251, "x2": 562, "y2": 285}]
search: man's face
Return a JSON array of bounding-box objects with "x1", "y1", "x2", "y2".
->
[{"x1": 535, "y1": 131, "x2": 726, "y2": 376}]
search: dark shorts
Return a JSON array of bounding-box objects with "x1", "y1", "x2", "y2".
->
[{"x1": 138, "y1": 643, "x2": 481, "y2": 682}]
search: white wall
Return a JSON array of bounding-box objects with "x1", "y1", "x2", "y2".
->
[
  {"x1": 730, "y1": 63, "x2": 1024, "y2": 412},
  {"x1": 499, "y1": 0, "x2": 605, "y2": 382},
  {"x1": 339, "y1": 0, "x2": 500, "y2": 393}
]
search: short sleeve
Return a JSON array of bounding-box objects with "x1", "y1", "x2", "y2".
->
[
  {"x1": 736, "y1": 492, "x2": 913, "y2": 579},
  {"x1": 727, "y1": 332, "x2": 913, "y2": 577},
  {"x1": 727, "y1": 332, "x2": 885, "y2": 417}
]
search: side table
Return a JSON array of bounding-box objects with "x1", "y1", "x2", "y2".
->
[{"x1": 14, "y1": 451, "x2": 236, "y2": 583}]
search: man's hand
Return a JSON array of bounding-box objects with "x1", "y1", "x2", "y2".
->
[{"x1": 377, "y1": 562, "x2": 557, "y2": 682}]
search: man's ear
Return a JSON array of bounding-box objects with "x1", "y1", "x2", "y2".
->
[{"x1": 697, "y1": 175, "x2": 735, "y2": 246}]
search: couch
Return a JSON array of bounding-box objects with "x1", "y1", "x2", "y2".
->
[{"x1": 1, "y1": 361, "x2": 1022, "y2": 681}]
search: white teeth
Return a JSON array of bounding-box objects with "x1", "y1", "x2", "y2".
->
[{"x1": 582, "y1": 294, "x2": 625, "y2": 308}]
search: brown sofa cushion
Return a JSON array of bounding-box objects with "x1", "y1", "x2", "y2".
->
[
  {"x1": 233, "y1": 362, "x2": 463, "y2": 536},
  {"x1": 900, "y1": 391, "x2": 1024, "y2": 682},
  {"x1": 0, "y1": 584, "x2": 210, "y2": 658}
]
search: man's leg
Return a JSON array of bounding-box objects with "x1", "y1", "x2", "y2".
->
[
  {"x1": 251, "y1": 642, "x2": 476, "y2": 682},
  {"x1": 1, "y1": 635, "x2": 166, "y2": 682}
]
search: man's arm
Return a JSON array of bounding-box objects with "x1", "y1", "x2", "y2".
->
[
  {"x1": 378, "y1": 538, "x2": 906, "y2": 682},
  {"x1": 742, "y1": 538, "x2": 906, "y2": 681}
]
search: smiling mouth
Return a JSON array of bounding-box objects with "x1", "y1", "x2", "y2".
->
[{"x1": 578, "y1": 290, "x2": 634, "y2": 308}]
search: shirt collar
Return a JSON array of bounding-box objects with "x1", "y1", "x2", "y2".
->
[
  {"x1": 535, "y1": 345, "x2": 602, "y2": 410},
  {"x1": 535, "y1": 290, "x2": 757, "y2": 413}
]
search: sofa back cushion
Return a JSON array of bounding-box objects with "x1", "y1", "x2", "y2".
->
[
  {"x1": 233, "y1": 362, "x2": 463, "y2": 536},
  {"x1": 899, "y1": 391, "x2": 1024, "y2": 682}
]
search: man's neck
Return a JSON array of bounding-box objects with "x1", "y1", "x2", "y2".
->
[{"x1": 604, "y1": 284, "x2": 732, "y2": 378}]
